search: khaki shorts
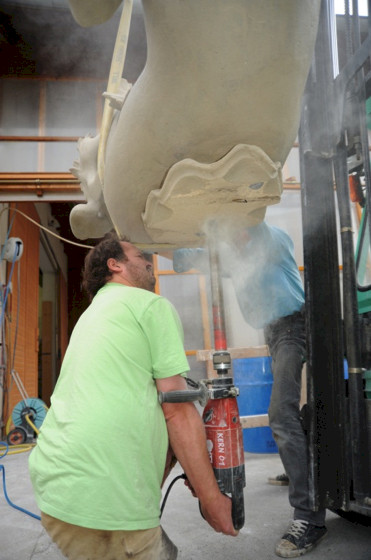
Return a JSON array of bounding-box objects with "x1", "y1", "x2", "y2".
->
[{"x1": 41, "y1": 512, "x2": 178, "y2": 560}]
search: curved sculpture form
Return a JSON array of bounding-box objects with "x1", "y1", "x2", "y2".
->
[
  {"x1": 69, "y1": 0, "x2": 321, "y2": 247},
  {"x1": 143, "y1": 144, "x2": 282, "y2": 245}
]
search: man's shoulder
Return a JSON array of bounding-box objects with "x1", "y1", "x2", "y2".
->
[
  {"x1": 122, "y1": 286, "x2": 174, "y2": 314},
  {"x1": 99, "y1": 285, "x2": 179, "y2": 324},
  {"x1": 265, "y1": 224, "x2": 293, "y2": 250},
  {"x1": 247, "y1": 223, "x2": 289, "y2": 251},
  {"x1": 97, "y1": 283, "x2": 164, "y2": 307}
]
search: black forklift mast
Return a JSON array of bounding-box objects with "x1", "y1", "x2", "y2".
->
[{"x1": 299, "y1": 0, "x2": 371, "y2": 516}]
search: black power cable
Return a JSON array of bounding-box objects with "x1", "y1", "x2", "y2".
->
[{"x1": 160, "y1": 474, "x2": 186, "y2": 517}]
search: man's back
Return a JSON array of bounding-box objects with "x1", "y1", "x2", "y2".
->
[{"x1": 221, "y1": 222, "x2": 304, "y2": 329}]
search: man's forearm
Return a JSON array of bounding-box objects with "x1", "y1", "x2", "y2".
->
[{"x1": 161, "y1": 401, "x2": 221, "y2": 503}]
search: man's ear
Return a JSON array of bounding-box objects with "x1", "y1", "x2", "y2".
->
[{"x1": 107, "y1": 258, "x2": 124, "y2": 272}]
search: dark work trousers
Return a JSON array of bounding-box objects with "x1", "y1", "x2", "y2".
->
[{"x1": 264, "y1": 307, "x2": 326, "y2": 526}]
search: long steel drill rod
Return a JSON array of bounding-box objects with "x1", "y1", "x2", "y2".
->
[{"x1": 207, "y1": 222, "x2": 228, "y2": 352}]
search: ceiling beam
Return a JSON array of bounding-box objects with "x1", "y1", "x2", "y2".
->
[
  {"x1": 0, "y1": 173, "x2": 300, "y2": 203},
  {"x1": 0, "y1": 172, "x2": 84, "y2": 202}
]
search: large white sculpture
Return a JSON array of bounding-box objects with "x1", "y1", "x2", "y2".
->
[{"x1": 69, "y1": 0, "x2": 321, "y2": 247}]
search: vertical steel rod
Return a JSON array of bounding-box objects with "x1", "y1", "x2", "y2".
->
[{"x1": 207, "y1": 222, "x2": 228, "y2": 352}]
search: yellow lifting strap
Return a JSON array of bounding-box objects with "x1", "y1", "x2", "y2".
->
[{"x1": 97, "y1": 0, "x2": 133, "y2": 191}]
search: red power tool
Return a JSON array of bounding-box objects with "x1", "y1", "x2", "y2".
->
[
  {"x1": 158, "y1": 366, "x2": 246, "y2": 530},
  {"x1": 202, "y1": 351, "x2": 245, "y2": 530}
]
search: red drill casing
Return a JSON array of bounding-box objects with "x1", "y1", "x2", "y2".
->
[{"x1": 202, "y1": 379, "x2": 246, "y2": 530}]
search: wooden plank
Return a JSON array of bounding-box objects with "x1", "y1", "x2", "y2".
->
[
  {"x1": 240, "y1": 414, "x2": 270, "y2": 428},
  {"x1": 0, "y1": 136, "x2": 80, "y2": 142},
  {"x1": 197, "y1": 346, "x2": 270, "y2": 362},
  {"x1": 0, "y1": 173, "x2": 77, "y2": 180}
]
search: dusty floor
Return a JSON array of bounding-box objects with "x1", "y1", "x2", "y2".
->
[{"x1": 0, "y1": 448, "x2": 370, "y2": 560}]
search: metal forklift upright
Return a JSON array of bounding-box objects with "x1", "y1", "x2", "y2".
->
[
  {"x1": 299, "y1": 0, "x2": 371, "y2": 515},
  {"x1": 299, "y1": 0, "x2": 348, "y2": 512}
]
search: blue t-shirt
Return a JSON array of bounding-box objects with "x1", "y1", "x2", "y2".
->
[
  {"x1": 173, "y1": 222, "x2": 304, "y2": 329},
  {"x1": 222, "y1": 223, "x2": 304, "y2": 328}
]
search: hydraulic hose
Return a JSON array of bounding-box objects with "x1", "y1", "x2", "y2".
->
[{"x1": 0, "y1": 441, "x2": 40, "y2": 520}]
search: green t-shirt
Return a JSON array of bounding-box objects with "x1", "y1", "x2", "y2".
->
[{"x1": 29, "y1": 283, "x2": 190, "y2": 530}]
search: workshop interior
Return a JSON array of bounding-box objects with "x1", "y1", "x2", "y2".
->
[{"x1": 1, "y1": 0, "x2": 371, "y2": 532}]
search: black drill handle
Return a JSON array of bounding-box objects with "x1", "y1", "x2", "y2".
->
[
  {"x1": 231, "y1": 490, "x2": 245, "y2": 530},
  {"x1": 158, "y1": 389, "x2": 206, "y2": 404},
  {"x1": 213, "y1": 465, "x2": 246, "y2": 530}
]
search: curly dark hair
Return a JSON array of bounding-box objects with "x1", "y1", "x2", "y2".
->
[{"x1": 82, "y1": 231, "x2": 129, "y2": 300}]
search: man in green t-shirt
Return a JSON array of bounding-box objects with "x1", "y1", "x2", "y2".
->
[{"x1": 29, "y1": 232, "x2": 237, "y2": 560}]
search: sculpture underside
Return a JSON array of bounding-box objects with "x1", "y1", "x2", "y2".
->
[{"x1": 68, "y1": 0, "x2": 321, "y2": 248}]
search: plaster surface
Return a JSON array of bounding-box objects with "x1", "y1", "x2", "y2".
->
[{"x1": 69, "y1": 0, "x2": 321, "y2": 247}]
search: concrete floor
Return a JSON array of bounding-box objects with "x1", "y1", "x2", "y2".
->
[{"x1": 0, "y1": 447, "x2": 370, "y2": 560}]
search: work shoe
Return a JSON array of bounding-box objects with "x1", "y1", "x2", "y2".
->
[
  {"x1": 275, "y1": 519, "x2": 327, "y2": 558},
  {"x1": 268, "y1": 473, "x2": 289, "y2": 486}
]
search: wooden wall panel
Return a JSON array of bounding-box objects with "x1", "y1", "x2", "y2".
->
[{"x1": 5, "y1": 202, "x2": 39, "y2": 422}]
